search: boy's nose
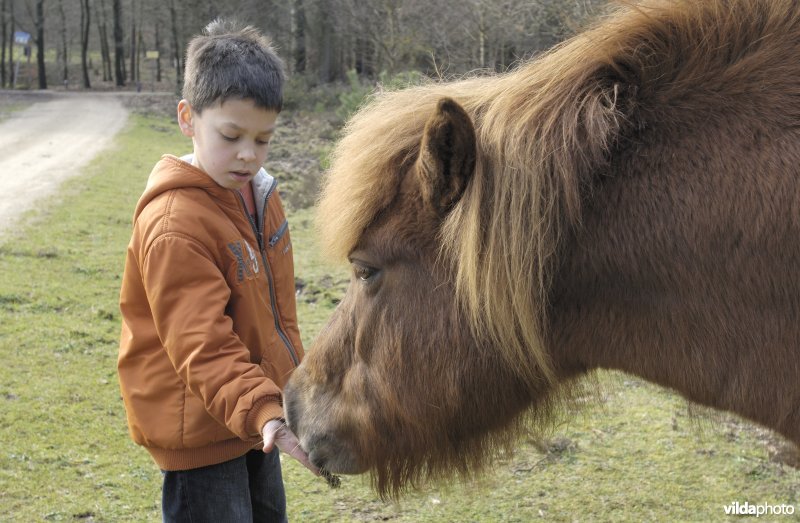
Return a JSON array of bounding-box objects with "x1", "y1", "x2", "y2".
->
[{"x1": 238, "y1": 147, "x2": 256, "y2": 162}]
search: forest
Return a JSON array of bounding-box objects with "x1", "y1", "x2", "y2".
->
[{"x1": 0, "y1": 0, "x2": 607, "y2": 93}]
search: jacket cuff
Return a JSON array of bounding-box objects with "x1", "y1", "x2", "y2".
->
[{"x1": 248, "y1": 395, "x2": 284, "y2": 438}]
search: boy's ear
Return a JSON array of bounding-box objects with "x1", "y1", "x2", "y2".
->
[{"x1": 177, "y1": 99, "x2": 195, "y2": 138}]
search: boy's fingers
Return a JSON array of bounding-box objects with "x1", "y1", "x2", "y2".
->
[
  {"x1": 261, "y1": 419, "x2": 281, "y2": 453},
  {"x1": 283, "y1": 444, "x2": 319, "y2": 475},
  {"x1": 261, "y1": 431, "x2": 276, "y2": 453},
  {"x1": 261, "y1": 420, "x2": 320, "y2": 475}
]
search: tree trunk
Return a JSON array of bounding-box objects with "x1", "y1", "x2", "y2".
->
[
  {"x1": 355, "y1": 37, "x2": 374, "y2": 78},
  {"x1": 385, "y1": 4, "x2": 397, "y2": 74},
  {"x1": 317, "y1": 0, "x2": 332, "y2": 83},
  {"x1": 292, "y1": 0, "x2": 305, "y2": 74},
  {"x1": 154, "y1": 21, "x2": 161, "y2": 82},
  {"x1": 1, "y1": 0, "x2": 7, "y2": 88},
  {"x1": 58, "y1": 0, "x2": 67, "y2": 84},
  {"x1": 135, "y1": 28, "x2": 143, "y2": 88},
  {"x1": 80, "y1": 0, "x2": 91, "y2": 88},
  {"x1": 168, "y1": 0, "x2": 181, "y2": 95},
  {"x1": 112, "y1": 0, "x2": 124, "y2": 86},
  {"x1": 128, "y1": 0, "x2": 136, "y2": 87},
  {"x1": 96, "y1": 0, "x2": 111, "y2": 82},
  {"x1": 99, "y1": 22, "x2": 110, "y2": 81},
  {"x1": 478, "y1": 8, "x2": 486, "y2": 69},
  {"x1": 35, "y1": 0, "x2": 46, "y2": 89},
  {"x1": 6, "y1": 0, "x2": 12, "y2": 87},
  {"x1": 129, "y1": 20, "x2": 136, "y2": 86}
]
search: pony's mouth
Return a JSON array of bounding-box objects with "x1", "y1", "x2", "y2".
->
[
  {"x1": 304, "y1": 433, "x2": 365, "y2": 475},
  {"x1": 285, "y1": 380, "x2": 367, "y2": 475}
]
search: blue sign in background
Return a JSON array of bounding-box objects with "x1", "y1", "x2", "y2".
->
[{"x1": 14, "y1": 31, "x2": 31, "y2": 46}]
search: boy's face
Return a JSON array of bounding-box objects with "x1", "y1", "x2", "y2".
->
[{"x1": 177, "y1": 98, "x2": 278, "y2": 190}]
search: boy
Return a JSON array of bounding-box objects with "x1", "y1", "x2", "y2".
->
[{"x1": 118, "y1": 20, "x2": 317, "y2": 522}]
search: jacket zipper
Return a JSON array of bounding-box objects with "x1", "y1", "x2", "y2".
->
[
  {"x1": 237, "y1": 180, "x2": 300, "y2": 366},
  {"x1": 268, "y1": 220, "x2": 289, "y2": 247}
]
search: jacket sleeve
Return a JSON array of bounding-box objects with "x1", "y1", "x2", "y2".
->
[{"x1": 141, "y1": 233, "x2": 283, "y2": 440}]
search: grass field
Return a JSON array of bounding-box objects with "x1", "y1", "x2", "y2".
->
[{"x1": 0, "y1": 111, "x2": 798, "y2": 521}]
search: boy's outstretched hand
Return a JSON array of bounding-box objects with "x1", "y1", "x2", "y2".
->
[{"x1": 262, "y1": 419, "x2": 320, "y2": 475}]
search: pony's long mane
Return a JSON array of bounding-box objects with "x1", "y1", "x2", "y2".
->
[{"x1": 317, "y1": 0, "x2": 800, "y2": 388}]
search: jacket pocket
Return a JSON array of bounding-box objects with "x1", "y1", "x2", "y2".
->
[{"x1": 267, "y1": 219, "x2": 289, "y2": 252}]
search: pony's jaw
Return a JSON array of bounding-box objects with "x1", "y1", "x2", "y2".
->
[{"x1": 284, "y1": 372, "x2": 367, "y2": 475}]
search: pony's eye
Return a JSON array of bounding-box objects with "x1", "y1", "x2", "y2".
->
[{"x1": 353, "y1": 264, "x2": 376, "y2": 282}]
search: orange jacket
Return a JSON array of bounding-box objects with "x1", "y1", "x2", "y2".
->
[{"x1": 118, "y1": 154, "x2": 304, "y2": 471}]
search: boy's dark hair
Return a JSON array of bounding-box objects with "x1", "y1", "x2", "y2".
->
[{"x1": 183, "y1": 19, "x2": 285, "y2": 113}]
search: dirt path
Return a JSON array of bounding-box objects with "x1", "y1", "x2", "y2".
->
[{"x1": 0, "y1": 92, "x2": 129, "y2": 235}]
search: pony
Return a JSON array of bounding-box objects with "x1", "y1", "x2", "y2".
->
[{"x1": 284, "y1": 0, "x2": 800, "y2": 497}]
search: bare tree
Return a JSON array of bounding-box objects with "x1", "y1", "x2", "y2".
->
[
  {"x1": 129, "y1": 0, "x2": 139, "y2": 87},
  {"x1": 57, "y1": 0, "x2": 67, "y2": 84},
  {"x1": 292, "y1": 0, "x2": 305, "y2": 74},
  {"x1": 167, "y1": 0, "x2": 181, "y2": 94},
  {"x1": 96, "y1": 0, "x2": 111, "y2": 81},
  {"x1": 397, "y1": 0, "x2": 606, "y2": 76},
  {"x1": 316, "y1": 0, "x2": 333, "y2": 82},
  {"x1": 153, "y1": 19, "x2": 161, "y2": 82},
  {"x1": 1, "y1": 0, "x2": 5, "y2": 87},
  {"x1": 1, "y1": 0, "x2": 8, "y2": 87},
  {"x1": 80, "y1": 0, "x2": 90, "y2": 87},
  {"x1": 112, "y1": 0, "x2": 124, "y2": 85},
  {"x1": 6, "y1": 0, "x2": 13, "y2": 87},
  {"x1": 34, "y1": 0, "x2": 45, "y2": 88},
  {"x1": 17, "y1": 0, "x2": 46, "y2": 88},
  {"x1": 0, "y1": 0, "x2": 609, "y2": 92},
  {"x1": 325, "y1": 0, "x2": 429, "y2": 78}
]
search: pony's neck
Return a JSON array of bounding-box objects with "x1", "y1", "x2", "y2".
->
[{"x1": 545, "y1": 110, "x2": 800, "y2": 444}]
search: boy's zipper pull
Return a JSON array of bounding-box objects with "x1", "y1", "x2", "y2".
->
[{"x1": 268, "y1": 220, "x2": 289, "y2": 248}]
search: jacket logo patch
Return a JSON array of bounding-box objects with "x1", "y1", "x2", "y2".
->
[{"x1": 228, "y1": 240, "x2": 260, "y2": 282}]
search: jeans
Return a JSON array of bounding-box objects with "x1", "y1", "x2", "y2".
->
[{"x1": 161, "y1": 449, "x2": 287, "y2": 523}]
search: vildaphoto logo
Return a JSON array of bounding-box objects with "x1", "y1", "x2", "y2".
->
[{"x1": 723, "y1": 501, "x2": 795, "y2": 517}]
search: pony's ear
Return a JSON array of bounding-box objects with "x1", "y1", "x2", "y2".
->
[{"x1": 416, "y1": 98, "x2": 477, "y2": 215}]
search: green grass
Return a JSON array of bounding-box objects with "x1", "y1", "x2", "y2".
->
[{"x1": 0, "y1": 113, "x2": 798, "y2": 521}]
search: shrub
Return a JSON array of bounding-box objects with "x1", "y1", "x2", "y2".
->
[{"x1": 336, "y1": 69, "x2": 427, "y2": 123}]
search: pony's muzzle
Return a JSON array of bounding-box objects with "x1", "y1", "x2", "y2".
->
[{"x1": 284, "y1": 375, "x2": 366, "y2": 475}]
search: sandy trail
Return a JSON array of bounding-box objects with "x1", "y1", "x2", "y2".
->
[{"x1": 0, "y1": 92, "x2": 129, "y2": 235}]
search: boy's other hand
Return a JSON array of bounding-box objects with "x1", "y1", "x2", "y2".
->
[{"x1": 262, "y1": 419, "x2": 320, "y2": 475}]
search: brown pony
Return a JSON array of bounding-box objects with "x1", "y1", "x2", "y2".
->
[{"x1": 284, "y1": 0, "x2": 800, "y2": 496}]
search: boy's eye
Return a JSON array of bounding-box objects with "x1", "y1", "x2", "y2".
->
[
  {"x1": 256, "y1": 139, "x2": 271, "y2": 146},
  {"x1": 221, "y1": 134, "x2": 238, "y2": 142}
]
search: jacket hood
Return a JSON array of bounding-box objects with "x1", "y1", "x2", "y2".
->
[
  {"x1": 133, "y1": 154, "x2": 272, "y2": 222},
  {"x1": 133, "y1": 155, "x2": 219, "y2": 221}
]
